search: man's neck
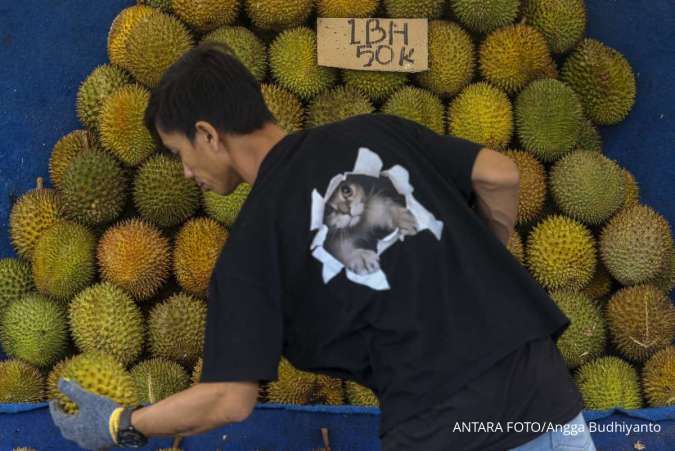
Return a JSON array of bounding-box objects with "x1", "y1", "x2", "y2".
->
[{"x1": 228, "y1": 122, "x2": 288, "y2": 185}]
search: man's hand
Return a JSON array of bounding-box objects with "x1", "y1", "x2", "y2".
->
[{"x1": 49, "y1": 378, "x2": 124, "y2": 450}]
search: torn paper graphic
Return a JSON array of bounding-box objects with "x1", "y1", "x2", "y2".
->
[{"x1": 310, "y1": 147, "x2": 444, "y2": 291}]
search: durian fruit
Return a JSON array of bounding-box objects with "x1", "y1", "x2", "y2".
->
[
  {"x1": 9, "y1": 180, "x2": 63, "y2": 260},
  {"x1": 49, "y1": 130, "x2": 101, "y2": 190},
  {"x1": 99, "y1": 84, "x2": 156, "y2": 166},
  {"x1": 202, "y1": 26, "x2": 267, "y2": 82},
  {"x1": 267, "y1": 357, "x2": 320, "y2": 404},
  {"x1": 605, "y1": 284, "x2": 675, "y2": 363},
  {"x1": 69, "y1": 282, "x2": 145, "y2": 366},
  {"x1": 548, "y1": 290, "x2": 606, "y2": 369},
  {"x1": 449, "y1": 0, "x2": 520, "y2": 34},
  {"x1": 501, "y1": 150, "x2": 546, "y2": 225},
  {"x1": 526, "y1": 215, "x2": 596, "y2": 291},
  {"x1": 599, "y1": 204, "x2": 673, "y2": 286},
  {"x1": 0, "y1": 258, "x2": 34, "y2": 315},
  {"x1": 480, "y1": 24, "x2": 556, "y2": 94},
  {"x1": 382, "y1": 86, "x2": 445, "y2": 135},
  {"x1": 148, "y1": 293, "x2": 207, "y2": 366},
  {"x1": 316, "y1": 0, "x2": 379, "y2": 17},
  {"x1": 515, "y1": 79, "x2": 583, "y2": 162},
  {"x1": 97, "y1": 218, "x2": 170, "y2": 301},
  {"x1": 56, "y1": 352, "x2": 138, "y2": 414},
  {"x1": 341, "y1": 70, "x2": 408, "y2": 103},
  {"x1": 621, "y1": 168, "x2": 640, "y2": 210},
  {"x1": 245, "y1": 0, "x2": 313, "y2": 30},
  {"x1": 202, "y1": 183, "x2": 252, "y2": 226},
  {"x1": 522, "y1": 0, "x2": 586, "y2": 54},
  {"x1": 575, "y1": 356, "x2": 642, "y2": 410},
  {"x1": 345, "y1": 381, "x2": 379, "y2": 407},
  {"x1": 60, "y1": 150, "x2": 128, "y2": 226},
  {"x1": 260, "y1": 83, "x2": 305, "y2": 133},
  {"x1": 415, "y1": 21, "x2": 475, "y2": 98},
  {"x1": 642, "y1": 346, "x2": 675, "y2": 407},
  {"x1": 174, "y1": 218, "x2": 229, "y2": 297},
  {"x1": 648, "y1": 248, "x2": 674, "y2": 294},
  {"x1": 130, "y1": 358, "x2": 190, "y2": 404},
  {"x1": 107, "y1": 5, "x2": 157, "y2": 69},
  {"x1": 47, "y1": 357, "x2": 71, "y2": 400},
  {"x1": 269, "y1": 27, "x2": 338, "y2": 100},
  {"x1": 549, "y1": 151, "x2": 626, "y2": 225},
  {"x1": 581, "y1": 263, "x2": 613, "y2": 301},
  {"x1": 172, "y1": 0, "x2": 239, "y2": 33},
  {"x1": 133, "y1": 154, "x2": 201, "y2": 228},
  {"x1": 1, "y1": 294, "x2": 68, "y2": 368},
  {"x1": 507, "y1": 231, "x2": 525, "y2": 265},
  {"x1": 191, "y1": 357, "x2": 203, "y2": 385},
  {"x1": 76, "y1": 65, "x2": 131, "y2": 131},
  {"x1": 123, "y1": 11, "x2": 194, "y2": 88},
  {"x1": 383, "y1": 0, "x2": 444, "y2": 18},
  {"x1": 32, "y1": 221, "x2": 97, "y2": 301},
  {"x1": 306, "y1": 86, "x2": 375, "y2": 129},
  {"x1": 312, "y1": 374, "x2": 344, "y2": 405},
  {"x1": 447, "y1": 82, "x2": 513, "y2": 150},
  {"x1": 0, "y1": 360, "x2": 45, "y2": 403},
  {"x1": 138, "y1": 0, "x2": 172, "y2": 13},
  {"x1": 561, "y1": 38, "x2": 637, "y2": 125},
  {"x1": 574, "y1": 118, "x2": 602, "y2": 153}
]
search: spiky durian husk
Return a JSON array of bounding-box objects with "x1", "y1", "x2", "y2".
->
[
  {"x1": 574, "y1": 118, "x2": 603, "y2": 153},
  {"x1": 480, "y1": 24, "x2": 556, "y2": 94},
  {"x1": 550, "y1": 151, "x2": 626, "y2": 225},
  {"x1": 620, "y1": 168, "x2": 640, "y2": 210},
  {"x1": 642, "y1": 346, "x2": 675, "y2": 407},
  {"x1": 267, "y1": 358, "x2": 318, "y2": 404},
  {"x1": 148, "y1": 293, "x2": 207, "y2": 366},
  {"x1": 174, "y1": 218, "x2": 228, "y2": 297},
  {"x1": 260, "y1": 83, "x2": 305, "y2": 133},
  {"x1": 0, "y1": 294, "x2": 68, "y2": 368},
  {"x1": 515, "y1": 79, "x2": 583, "y2": 162},
  {"x1": 245, "y1": 0, "x2": 313, "y2": 30},
  {"x1": 172, "y1": 0, "x2": 240, "y2": 33},
  {"x1": 526, "y1": 215, "x2": 596, "y2": 291},
  {"x1": 76, "y1": 65, "x2": 131, "y2": 131},
  {"x1": 383, "y1": 0, "x2": 444, "y2": 18},
  {"x1": 605, "y1": 284, "x2": 675, "y2": 363},
  {"x1": 133, "y1": 154, "x2": 201, "y2": 228},
  {"x1": 69, "y1": 282, "x2": 145, "y2": 366},
  {"x1": 561, "y1": 38, "x2": 636, "y2": 125},
  {"x1": 448, "y1": 82, "x2": 513, "y2": 150},
  {"x1": 99, "y1": 84, "x2": 156, "y2": 167},
  {"x1": 506, "y1": 231, "x2": 525, "y2": 265},
  {"x1": 49, "y1": 130, "x2": 101, "y2": 190},
  {"x1": 269, "y1": 27, "x2": 338, "y2": 100},
  {"x1": 548, "y1": 290, "x2": 606, "y2": 368},
  {"x1": 345, "y1": 381, "x2": 379, "y2": 407},
  {"x1": 581, "y1": 262, "x2": 613, "y2": 301},
  {"x1": 341, "y1": 70, "x2": 408, "y2": 103},
  {"x1": 202, "y1": 183, "x2": 252, "y2": 227},
  {"x1": 32, "y1": 221, "x2": 97, "y2": 301},
  {"x1": 130, "y1": 358, "x2": 190, "y2": 404},
  {"x1": 382, "y1": 86, "x2": 445, "y2": 135},
  {"x1": 107, "y1": 5, "x2": 157, "y2": 68},
  {"x1": 9, "y1": 186, "x2": 63, "y2": 260},
  {"x1": 97, "y1": 218, "x2": 170, "y2": 301},
  {"x1": 137, "y1": 0, "x2": 172, "y2": 13},
  {"x1": 501, "y1": 150, "x2": 546, "y2": 224},
  {"x1": 575, "y1": 356, "x2": 642, "y2": 410},
  {"x1": 316, "y1": 0, "x2": 379, "y2": 17},
  {"x1": 0, "y1": 360, "x2": 45, "y2": 403},
  {"x1": 57, "y1": 352, "x2": 138, "y2": 414},
  {"x1": 449, "y1": 0, "x2": 520, "y2": 34},
  {"x1": 306, "y1": 86, "x2": 374, "y2": 129},
  {"x1": 415, "y1": 21, "x2": 475, "y2": 98},
  {"x1": 191, "y1": 357, "x2": 203, "y2": 385},
  {"x1": 123, "y1": 11, "x2": 194, "y2": 87},
  {"x1": 202, "y1": 26, "x2": 268, "y2": 81},
  {"x1": 599, "y1": 204, "x2": 673, "y2": 286},
  {"x1": 523, "y1": 0, "x2": 587, "y2": 54},
  {"x1": 47, "y1": 357, "x2": 72, "y2": 400},
  {"x1": 0, "y1": 258, "x2": 35, "y2": 315}
]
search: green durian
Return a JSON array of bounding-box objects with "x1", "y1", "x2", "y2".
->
[
  {"x1": 49, "y1": 130, "x2": 101, "y2": 190},
  {"x1": 345, "y1": 381, "x2": 379, "y2": 407},
  {"x1": 131, "y1": 358, "x2": 190, "y2": 404},
  {"x1": 137, "y1": 0, "x2": 172, "y2": 13},
  {"x1": 500, "y1": 150, "x2": 546, "y2": 224},
  {"x1": 341, "y1": 70, "x2": 408, "y2": 103},
  {"x1": 76, "y1": 65, "x2": 131, "y2": 131},
  {"x1": 245, "y1": 0, "x2": 313, "y2": 30},
  {"x1": 172, "y1": 0, "x2": 239, "y2": 33},
  {"x1": 202, "y1": 26, "x2": 267, "y2": 81},
  {"x1": 0, "y1": 258, "x2": 35, "y2": 316},
  {"x1": 107, "y1": 5, "x2": 157, "y2": 69},
  {"x1": 306, "y1": 86, "x2": 374, "y2": 128},
  {"x1": 575, "y1": 118, "x2": 603, "y2": 153},
  {"x1": 382, "y1": 86, "x2": 445, "y2": 135},
  {"x1": 575, "y1": 356, "x2": 642, "y2": 410},
  {"x1": 523, "y1": 0, "x2": 587, "y2": 54},
  {"x1": 581, "y1": 262, "x2": 613, "y2": 301},
  {"x1": 450, "y1": 0, "x2": 520, "y2": 34},
  {"x1": 642, "y1": 346, "x2": 675, "y2": 407},
  {"x1": 316, "y1": 0, "x2": 379, "y2": 17},
  {"x1": 202, "y1": 182, "x2": 252, "y2": 226},
  {"x1": 383, "y1": 0, "x2": 444, "y2": 18},
  {"x1": 0, "y1": 360, "x2": 45, "y2": 403},
  {"x1": 267, "y1": 358, "x2": 342, "y2": 405},
  {"x1": 260, "y1": 83, "x2": 305, "y2": 133},
  {"x1": 620, "y1": 168, "x2": 640, "y2": 210}
]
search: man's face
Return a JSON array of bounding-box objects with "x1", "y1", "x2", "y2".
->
[{"x1": 157, "y1": 124, "x2": 241, "y2": 196}]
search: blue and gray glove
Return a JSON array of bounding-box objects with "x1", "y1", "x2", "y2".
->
[{"x1": 49, "y1": 378, "x2": 123, "y2": 450}]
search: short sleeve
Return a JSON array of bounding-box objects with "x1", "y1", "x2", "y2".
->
[{"x1": 199, "y1": 272, "x2": 283, "y2": 383}]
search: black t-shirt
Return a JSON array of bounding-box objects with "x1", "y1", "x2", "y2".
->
[{"x1": 200, "y1": 113, "x2": 576, "y2": 439}]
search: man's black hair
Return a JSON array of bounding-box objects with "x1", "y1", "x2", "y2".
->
[{"x1": 144, "y1": 41, "x2": 275, "y2": 142}]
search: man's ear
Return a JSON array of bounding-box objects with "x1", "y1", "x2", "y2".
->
[{"x1": 194, "y1": 121, "x2": 220, "y2": 150}]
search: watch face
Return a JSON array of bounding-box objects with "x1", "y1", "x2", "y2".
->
[{"x1": 118, "y1": 429, "x2": 148, "y2": 447}]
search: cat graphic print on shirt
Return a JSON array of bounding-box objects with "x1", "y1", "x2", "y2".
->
[{"x1": 310, "y1": 147, "x2": 444, "y2": 290}]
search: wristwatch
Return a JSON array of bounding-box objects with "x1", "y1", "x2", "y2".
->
[{"x1": 116, "y1": 406, "x2": 148, "y2": 448}]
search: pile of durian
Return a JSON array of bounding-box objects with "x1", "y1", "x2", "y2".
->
[{"x1": 1, "y1": 0, "x2": 674, "y2": 418}]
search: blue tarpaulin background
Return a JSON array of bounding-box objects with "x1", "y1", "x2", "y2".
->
[{"x1": 1, "y1": 0, "x2": 674, "y2": 450}]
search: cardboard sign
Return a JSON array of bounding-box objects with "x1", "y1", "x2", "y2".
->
[{"x1": 317, "y1": 18, "x2": 428, "y2": 72}]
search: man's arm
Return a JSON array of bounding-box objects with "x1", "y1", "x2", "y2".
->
[
  {"x1": 131, "y1": 381, "x2": 259, "y2": 437},
  {"x1": 470, "y1": 148, "x2": 520, "y2": 246}
]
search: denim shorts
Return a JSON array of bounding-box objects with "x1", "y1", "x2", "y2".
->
[{"x1": 508, "y1": 411, "x2": 597, "y2": 451}]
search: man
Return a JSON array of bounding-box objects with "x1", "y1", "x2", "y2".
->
[{"x1": 50, "y1": 42, "x2": 596, "y2": 450}]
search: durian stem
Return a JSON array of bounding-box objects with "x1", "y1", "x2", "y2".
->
[
  {"x1": 36, "y1": 177, "x2": 44, "y2": 190},
  {"x1": 172, "y1": 436, "x2": 183, "y2": 448},
  {"x1": 320, "y1": 427, "x2": 331, "y2": 451}
]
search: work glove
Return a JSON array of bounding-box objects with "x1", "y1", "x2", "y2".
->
[{"x1": 49, "y1": 378, "x2": 123, "y2": 450}]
